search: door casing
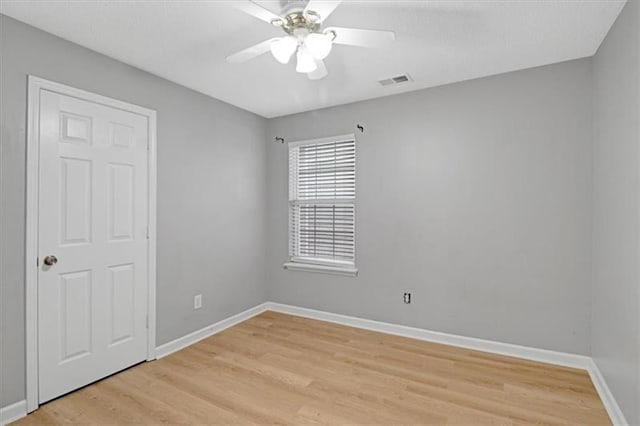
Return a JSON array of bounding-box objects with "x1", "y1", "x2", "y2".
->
[{"x1": 25, "y1": 76, "x2": 157, "y2": 413}]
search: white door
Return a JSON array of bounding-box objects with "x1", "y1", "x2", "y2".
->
[{"x1": 37, "y1": 89, "x2": 150, "y2": 403}]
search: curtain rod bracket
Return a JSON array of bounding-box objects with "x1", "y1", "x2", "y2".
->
[
  {"x1": 275, "y1": 137, "x2": 285, "y2": 144},
  {"x1": 356, "y1": 124, "x2": 364, "y2": 133}
]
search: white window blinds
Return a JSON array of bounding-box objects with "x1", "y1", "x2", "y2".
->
[{"x1": 289, "y1": 135, "x2": 356, "y2": 268}]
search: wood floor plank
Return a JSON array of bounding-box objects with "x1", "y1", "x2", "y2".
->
[{"x1": 15, "y1": 311, "x2": 611, "y2": 425}]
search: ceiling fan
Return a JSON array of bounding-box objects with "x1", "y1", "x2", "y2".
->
[{"x1": 226, "y1": 0, "x2": 396, "y2": 80}]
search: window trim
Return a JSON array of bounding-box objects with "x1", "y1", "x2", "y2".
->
[
  {"x1": 288, "y1": 133, "x2": 356, "y2": 148},
  {"x1": 284, "y1": 261, "x2": 358, "y2": 277},
  {"x1": 286, "y1": 133, "x2": 358, "y2": 276}
]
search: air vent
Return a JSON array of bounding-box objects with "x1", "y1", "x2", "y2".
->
[
  {"x1": 378, "y1": 73, "x2": 413, "y2": 87},
  {"x1": 393, "y1": 75, "x2": 409, "y2": 83}
]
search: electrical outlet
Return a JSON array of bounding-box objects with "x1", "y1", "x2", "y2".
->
[
  {"x1": 194, "y1": 294, "x2": 202, "y2": 310},
  {"x1": 403, "y1": 292, "x2": 411, "y2": 304}
]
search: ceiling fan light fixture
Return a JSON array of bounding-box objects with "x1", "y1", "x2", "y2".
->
[
  {"x1": 270, "y1": 36, "x2": 298, "y2": 64},
  {"x1": 296, "y1": 46, "x2": 317, "y2": 73},
  {"x1": 229, "y1": 0, "x2": 397, "y2": 82},
  {"x1": 305, "y1": 32, "x2": 332, "y2": 60}
]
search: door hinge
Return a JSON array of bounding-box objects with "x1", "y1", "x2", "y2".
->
[
  {"x1": 146, "y1": 226, "x2": 150, "y2": 239},
  {"x1": 146, "y1": 315, "x2": 149, "y2": 329},
  {"x1": 36, "y1": 257, "x2": 39, "y2": 267}
]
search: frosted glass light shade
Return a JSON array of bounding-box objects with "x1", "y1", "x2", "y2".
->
[
  {"x1": 305, "y1": 33, "x2": 332, "y2": 60},
  {"x1": 296, "y1": 46, "x2": 317, "y2": 73},
  {"x1": 270, "y1": 36, "x2": 298, "y2": 64}
]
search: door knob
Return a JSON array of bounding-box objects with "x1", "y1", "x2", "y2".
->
[{"x1": 43, "y1": 255, "x2": 58, "y2": 266}]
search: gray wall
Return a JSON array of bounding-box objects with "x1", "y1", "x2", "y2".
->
[
  {"x1": 266, "y1": 59, "x2": 594, "y2": 355},
  {"x1": 0, "y1": 15, "x2": 268, "y2": 407},
  {"x1": 592, "y1": 0, "x2": 640, "y2": 423}
]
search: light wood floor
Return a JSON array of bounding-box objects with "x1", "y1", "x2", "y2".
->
[{"x1": 16, "y1": 311, "x2": 610, "y2": 425}]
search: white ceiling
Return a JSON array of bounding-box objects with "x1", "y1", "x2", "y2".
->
[{"x1": 1, "y1": 0, "x2": 626, "y2": 118}]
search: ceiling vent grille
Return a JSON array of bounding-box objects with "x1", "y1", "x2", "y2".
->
[{"x1": 378, "y1": 73, "x2": 413, "y2": 86}]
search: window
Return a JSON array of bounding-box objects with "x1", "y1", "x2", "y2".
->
[{"x1": 285, "y1": 134, "x2": 357, "y2": 276}]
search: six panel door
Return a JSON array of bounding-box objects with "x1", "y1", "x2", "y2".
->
[{"x1": 37, "y1": 89, "x2": 149, "y2": 403}]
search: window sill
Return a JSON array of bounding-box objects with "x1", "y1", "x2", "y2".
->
[{"x1": 283, "y1": 262, "x2": 358, "y2": 277}]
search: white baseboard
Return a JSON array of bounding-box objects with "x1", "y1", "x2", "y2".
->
[
  {"x1": 265, "y1": 302, "x2": 591, "y2": 370},
  {"x1": 155, "y1": 303, "x2": 268, "y2": 358},
  {"x1": 7, "y1": 301, "x2": 625, "y2": 425},
  {"x1": 0, "y1": 400, "x2": 27, "y2": 425},
  {"x1": 587, "y1": 359, "x2": 629, "y2": 426},
  {"x1": 150, "y1": 300, "x2": 626, "y2": 426},
  {"x1": 265, "y1": 302, "x2": 630, "y2": 425}
]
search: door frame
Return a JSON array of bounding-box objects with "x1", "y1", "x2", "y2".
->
[{"x1": 25, "y1": 76, "x2": 158, "y2": 413}]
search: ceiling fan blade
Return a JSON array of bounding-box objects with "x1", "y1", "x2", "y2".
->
[
  {"x1": 226, "y1": 38, "x2": 277, "y2": 63},
  {"x1": 308, "y1": 59, "x2": 328, "y2": 80},
  {"x1": 304, "y1": 0, "x2": 341, "y2": 22},
  {"x1": 233, "y1": 1, "x2": 284, "y2": 25},
  {"x1": 326, "y1": 27, "x2": 395, "y2": 48}
]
